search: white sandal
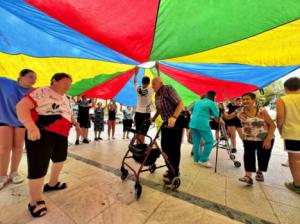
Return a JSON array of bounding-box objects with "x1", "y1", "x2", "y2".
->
[{"x1": 9, "y1": 172, "x2": 24, "y2": 184}]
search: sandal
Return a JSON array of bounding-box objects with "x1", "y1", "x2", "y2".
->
[
  {"x1": 9, "y1": 172, "x2": 25, "y2": 184},
  {"x1": 255, "y1": 171, "x2": 264, "y2": 182},
  {"x1": 285, "y1": 182, "x2": 300, "y2": 194},
  {"x1": 28, "y1": 200, "x2": 47, "y2": 217},
  {"x1": 238, "y1": 176, "x2": 253, "y2": 185},
  {"x1": 43, "y1": 182, "x2": 67, "y2": 192}
]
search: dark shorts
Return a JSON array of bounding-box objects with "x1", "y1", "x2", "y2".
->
[
  {"x1": 123, "y1": 119, "x2": 133, "y2": 131},
  {"x1": 134, "y1": 112, "x2": 151, "y2": 135},
  {"x1": 284, "y1": 140, "x2": 300, "y2": 153},
  {"x1": 226, "y1": 117, "x2": 242, "y2": 128},
  {"x1": 209, "y1": 120, "x2": 219, "y2": 130},
  {"x1": 25, "y1": 130, "x2": 68, "y2": 179},
  {"x1": 0, "y1": 123, "x2": 25, "y2": 128},
  {"x1": 77, "y1": 119, "x2": 91, "y2": 128}
]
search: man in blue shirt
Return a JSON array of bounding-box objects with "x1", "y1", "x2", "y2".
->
[{"x1": 189, "y1": 91, "x2": 219, "y2": 167}]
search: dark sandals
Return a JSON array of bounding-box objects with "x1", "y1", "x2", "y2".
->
[
  {"x1": 238, "y1": 176, "x2": 253, "y2": 185},
  {"x1": 28, "y1": 200, "x2": 47, "y2": 217},
  {"x1": 43, "y1": 182, "x2": 67, "y2": 192}
]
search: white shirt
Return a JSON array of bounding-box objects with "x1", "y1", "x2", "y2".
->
[
  {"x1": 29, "y1": 87, "x2": 72, "y2": 121},
  {"x1": 135, "y1": 83, "x2": 153, "y2": 113}
]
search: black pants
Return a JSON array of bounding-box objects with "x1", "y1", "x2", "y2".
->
[
  {"x1": 243, "y1": 140, "x2": 274, "y2": 172},
  {"x1": 161, "y1": 126, "x2": 183, "y2": 177},
  {"x1": 25, "y1": 130, "x2": 68, "y2": 179}
]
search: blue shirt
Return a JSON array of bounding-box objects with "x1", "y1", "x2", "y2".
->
[
  {"x1": 0, "y1": 77, "x2": 31, "y2": 127},
  {"x1": 189, "y1": 98, "x2": 219, "y2": 130}
]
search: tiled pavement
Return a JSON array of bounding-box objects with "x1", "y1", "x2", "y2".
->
[{"x1": 1, "y1": 124, "x2": 299, "y2": 224}]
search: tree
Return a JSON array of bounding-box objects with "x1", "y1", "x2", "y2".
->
[{"x1": 256, "y1": 80, "x2": 284, "y2": 109}]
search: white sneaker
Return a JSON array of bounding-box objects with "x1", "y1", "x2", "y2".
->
[
  {"x1": 0, "y1": 176, "x2": 10, "y2": 190},
  {"x1": 281, "y1": 160, "x2": 289, "y2": 167},
  {"x1": 9, "y1": 172, "x2": 24, "y2": 184},
  {"x1": 199, "y1": 161, "x2": 213, "y2": 168}
]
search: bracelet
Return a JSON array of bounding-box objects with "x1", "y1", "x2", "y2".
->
[{"x1": 171, "y1": 115, "x2": 177, "y2": 119}]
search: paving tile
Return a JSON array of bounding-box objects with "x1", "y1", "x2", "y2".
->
[{"x1": 270, "y1": 201, "x2": 300, "y2": 224}]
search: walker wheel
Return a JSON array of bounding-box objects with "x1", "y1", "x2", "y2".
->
[
  {"x1": 135, "y1": 183, "x2": 142, "y2": 199},
  {"x1": 149, "y1": 164, "x2": 156, "y2": 173},
  {"x1": 120, "y1": 168, "x2": 128, "y2": 180},
  {"x1": 230, "y1": 154, "x2": 236, "y2": 160},
  {"x1": 234, "y1": 161, "x2": 241, "y2": 168},
  {"x1": 171, "y1": 177, "x2": 181, "y2": 190}
]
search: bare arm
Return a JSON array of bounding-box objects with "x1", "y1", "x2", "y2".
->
[
  {"x1": 262, "y1": 109, "x2": 276, "y2": 149},
  {"x1": 173, "y1": 101, "x2": 184, "y2": 119},
  {"x1": 155, "y1": 61, "x2": 160, "y2": 77},
  {"x1": 151, "y1": 111, "x2": 160, "y2": 122},
  {"x1": 276, "y1": 98, "x2": 285, "y2": 134},
  {"x1": 16, "y1": 97, "x2": 41, "y2": 141},
  {"x1": 223, "y1": 111, "x2": 237, "y2": 120},
  {"x1": 76, "y1": 95, "x2": 81, "y2": 104},
  {"x1": 134, "y1": 67, "x2": 139, "y2": 85},
  {"x1": 103, "y1": 100, "x2": 108, "y2": 109},
  {"x1": 168, "y1": 100, "x2": 184, "y2": 128},
  {"x1": 264, "y1": 110, "x2": 276, "y2": 139},
  {"x1": 16, "y1": 97, "x2": 35, "y2": 127}
]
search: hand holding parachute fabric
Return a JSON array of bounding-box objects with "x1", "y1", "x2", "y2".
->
[{"x1": 0, "y1": 0, "x2": 300, "y2": 105}]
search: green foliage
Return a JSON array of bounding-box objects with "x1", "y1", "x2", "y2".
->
[{"x1": 256, "y1": 80, "x2": 284, "y2": 109}]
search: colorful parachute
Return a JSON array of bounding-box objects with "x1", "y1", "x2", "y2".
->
[{"x1": 1, "y1": 0, "x2": 300, "y2": 105}]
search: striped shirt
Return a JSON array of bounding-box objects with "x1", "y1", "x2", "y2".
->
[{"x1": 155, "y1": 85, "x2": 181, "y2": 121}]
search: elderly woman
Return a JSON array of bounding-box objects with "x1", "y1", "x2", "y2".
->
[
  {"x1": 0, "y1": 69, "x2": 37, "y2": 190},
  {"x1": 276, "y1": 77, "x2": 300, "y2": 193},
  {"x1": 224, "y1": 92, "x2": 276, "y2": 185},
  {"x1": 93, "y1": 101, "x2": 106, "y2": 141},
  {"x1": 16, "y1": 73, "x2": 75, "y2": 217}
]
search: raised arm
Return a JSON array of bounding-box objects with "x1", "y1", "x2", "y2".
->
[
  {"x1": 76, "y1": 95, "x2": 81, "y2": 104},
  {"x1": 155, "y1": 61, "x2": 160, "y2": 77},
  {"x1": 134, "y1": 66, "x2": 139, "y2": 86}
]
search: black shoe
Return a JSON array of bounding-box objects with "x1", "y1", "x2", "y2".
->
[
  {"x1": 75, "y1": 140, "x2": 79, "y2": 145},
  {"x1": 231, "y1": 148, "x2": 237, "y2": 153},
  {"x1": 82, "y1": 138, "x2": 90, "y2": 144},
  {"x1": 99, "y1": 137, "x2": 103, "y2": 140},
  {"x1": 94, "y1": 138, "x2": 98, "y2": 141}
]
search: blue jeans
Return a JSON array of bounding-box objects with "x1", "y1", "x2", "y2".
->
[{"x1": 191, "y1": 128, "x2": 214, "y2": 162}]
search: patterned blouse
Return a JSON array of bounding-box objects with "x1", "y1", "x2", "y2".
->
[{"x1": 237, "y1": 107, "x2": 270, "y2": 141}]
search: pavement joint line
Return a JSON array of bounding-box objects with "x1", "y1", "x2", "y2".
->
[{"x1": 68, "y1": 152, "x2": 275, "y2": 224}]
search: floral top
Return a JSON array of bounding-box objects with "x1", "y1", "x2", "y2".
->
[{"x1": 237, "y1": 107, "x2": 269, "y2": 141}]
